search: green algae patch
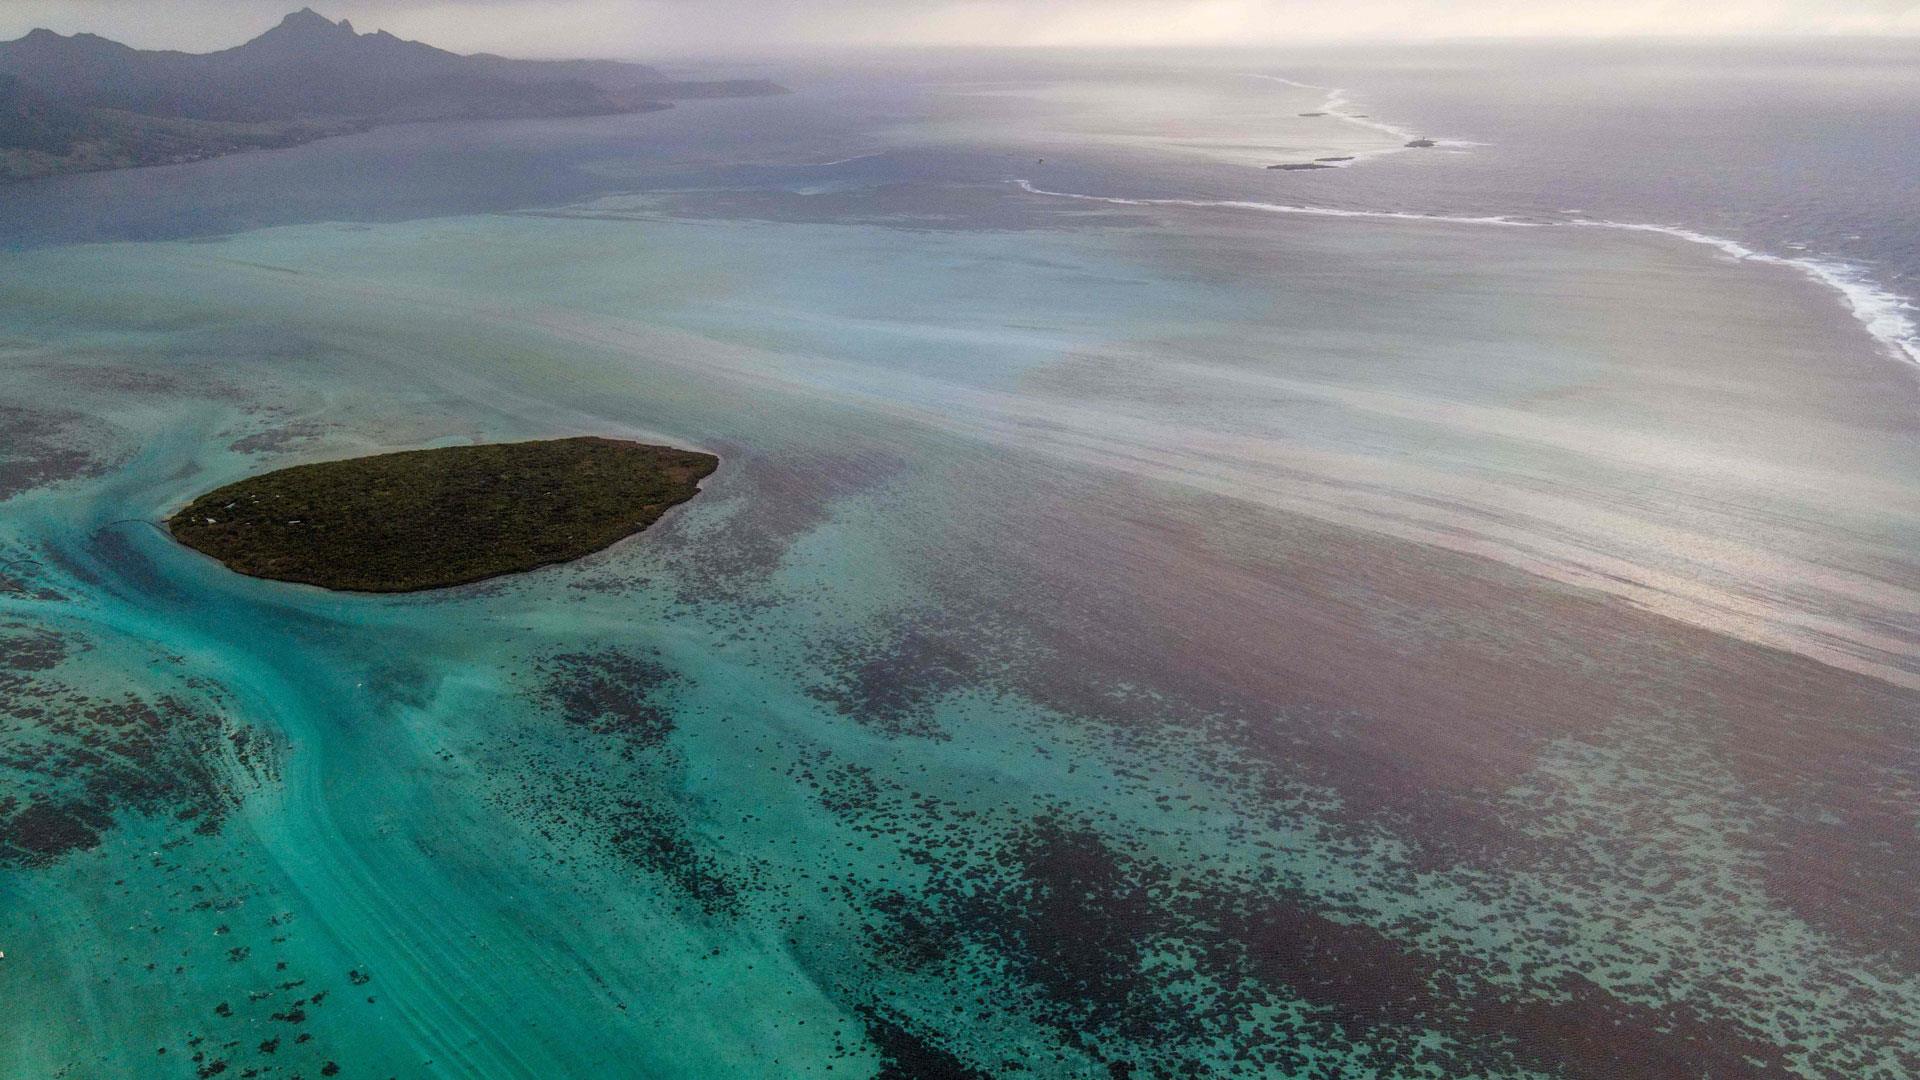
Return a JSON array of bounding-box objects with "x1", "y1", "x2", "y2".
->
[{"x1": 168, "y1": 437, "x2": 717, "y2": 592}]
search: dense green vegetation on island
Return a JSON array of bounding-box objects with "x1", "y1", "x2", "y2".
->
[
  {"x1": 169, "y1": 437, "x2": 717, "y2": 592},
  {"x1": 0, "y1": 8, "x2": 785, "y2": 182}
]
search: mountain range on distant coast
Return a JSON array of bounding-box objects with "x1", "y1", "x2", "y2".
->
[{"x1": 0, "y1": 7, "x2": 785, "y2": 181}]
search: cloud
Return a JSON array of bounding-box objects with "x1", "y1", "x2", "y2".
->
[{"x1": 3, "y1": 0, "x2": 1916, "y2": 55}]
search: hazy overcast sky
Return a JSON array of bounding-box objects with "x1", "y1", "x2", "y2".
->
[{"x1": 5, "y1": 0, "x2": 1918, "y2": 56}]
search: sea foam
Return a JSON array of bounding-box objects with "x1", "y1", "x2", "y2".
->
[
  {"x1": 1241, "y1": 73, "x2": 1480, "y2": 159},
  {"x1": 1011, "y1": 180, "x2": 1920, "y2": 371}
]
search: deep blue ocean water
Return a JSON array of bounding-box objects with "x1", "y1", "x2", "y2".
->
[{"x1": 2, "y1": 41, "x2": 1918, "y2": 1078}]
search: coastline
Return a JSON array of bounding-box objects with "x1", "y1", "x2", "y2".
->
[
  {"x1": 4, "y1": 46, "x2": 1920, "y2": 1076},
  {"x1": 0, "y1": 100, "x2": 675, "y2": 185}
]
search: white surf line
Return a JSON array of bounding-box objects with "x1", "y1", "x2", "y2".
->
[
  {"x1": 1582, "y1": 219, "x2": 1920, "y2": 369},
  {"x1": 1013, "y1": 178, "x2": 1537, "y2": 226},
  {"x1": 1241, "y1": 72, "x2": 1479, "y2": 162},
  {"x1": 1244, "y1": 73, "x2": 1417, "y2": 142},
  {"x1": 1011, "y1": 180, "x2": 1920, "y2": 371}
]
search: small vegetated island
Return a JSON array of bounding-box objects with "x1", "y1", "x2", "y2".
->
[{"x1": 169, "y1": 437, "x2": 717, "y2": 592}]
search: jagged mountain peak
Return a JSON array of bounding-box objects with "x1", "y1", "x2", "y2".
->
[
  {"x1": 245, "y1": 8, "x2": 367, "y2": 48},
  {"x1": 1, "y1": 27, "x2": 142, "y2": 76},
  {"x1": 278, "y1": 8, "x2": 348, "y2": 31},
  {"x1": 230, "y1": 8, "x2": 457, "y2": 68},
  {"x1": 0, "y1": 7, "x2": 777, "y2": 166},
  {"x1": 15, "y1": 28, "x2": 131, "y2": 49}
]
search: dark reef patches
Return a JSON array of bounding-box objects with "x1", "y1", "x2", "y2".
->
[
  {"x1": 0, "y1": 403, "x2": 116, "y2": 501},
  {"x1": 603, "y1": 797, "x2": 743, "y2": 917},
  {"x1": 0, "y1": 547, "x2": 68, "y2": 601},
  {"x1": 227, "y1": 418, "x2": 332, "y2": 455},
  {"x1": 842, "y1": 806, "x2": 1798, "y2": 1078},
  {"x1": 0, "y1": 682, "x2": 278, "y2": 868},
  {"x1": 0, "y1": 639, "x2": 353, "y2": 1072},
  {"x1": 492, "y1": 646, "x2": 754, "y2": 917},
  {"x1": 643, "y1": 444, "x2": 905, "y2": 602},
  {"x1": 539, "y1": 649, "x2": 681, "y2": 752},
  {"x1": 0, "y1": 621, "x2": 74, "y2": 691},
  {"x1": 972, "y1": 820, "x2": 1166, "y2": 1043},
  {"x1": 858, "y1": 1006, "x2": 994, "y2": 1080},
  {"x1": 2, "y1": 797, "x2": 104, "y2": 866},
  {"x1": 120, "y1": 861, "x2": 364, "y2": 1079},
  {"x1": 807, "y1": 619, "x2": 994, "y2": 740},
  {"x1": 751, "y1": 453, "x2": 1920, "y2": 1075},
  {"x1": 1214, "y1": 887, "x2": 1797, "y2": 1078},
  {"x1": 851, "y1": 816, "x2": 1233, "y2": 1071}
]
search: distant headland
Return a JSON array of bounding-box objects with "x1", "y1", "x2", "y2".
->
[
  {"x1": 0, "y1": 8, "x2": 786, "y2": 182},
  {"x1": 168, "y1": 437, "x2": 718, "y2": 593}
]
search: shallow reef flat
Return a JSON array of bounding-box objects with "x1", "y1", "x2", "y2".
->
[{"x1": 1, "y1": 172, "x2": 1918, "y2": 1078}]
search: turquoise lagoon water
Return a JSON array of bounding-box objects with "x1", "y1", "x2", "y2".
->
[{"x1": 4, "y1": 51, "x2": 1920, "y2": 1078}]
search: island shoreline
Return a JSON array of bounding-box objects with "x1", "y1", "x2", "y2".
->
[{"x1": 165, "y1": 436, "x2": 719, "y2": 594}]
